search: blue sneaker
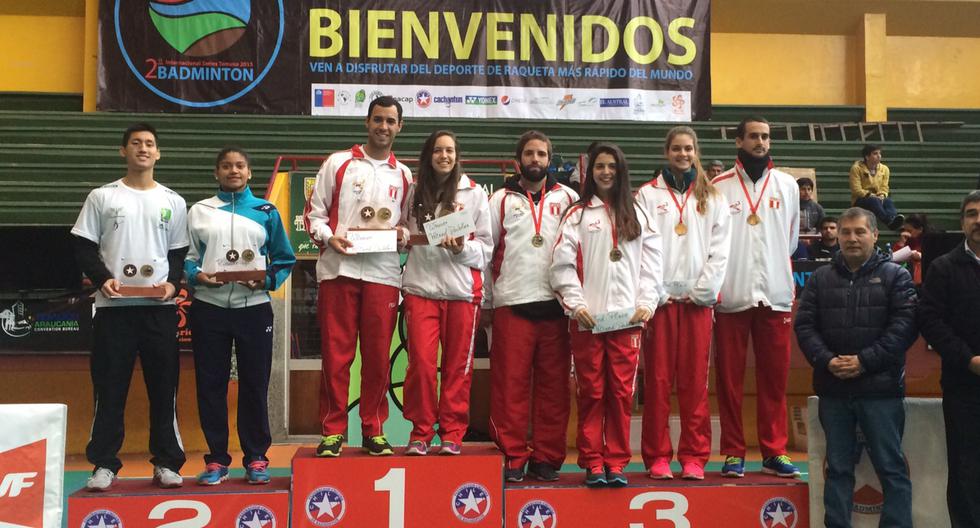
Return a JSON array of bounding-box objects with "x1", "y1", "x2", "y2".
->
[
  {"x1": 605, "y1": 466, "x2": 628, "y2": 488},
  {"x1": 762, "y1": 455, "x2": 801, "y2": 478},
  {"x1": 196, "y1": 463, "x2": 228, "y2": 486},
  {"x1": 721, "y1": 456, "x2": 745, "y2": 478},
  {"x1": 246, "y1": 460, "x2": 270, "y2": 485},
  {"x1": 584, "y1": 466, "x2": 607, "y2": 488}
]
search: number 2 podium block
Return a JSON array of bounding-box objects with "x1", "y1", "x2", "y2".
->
[
  {"x1": 291, "y1": 445, "x2": 503, "y2": 527},
  {"x1": 506, "y1": 472, "x2": 809, "y2": 528},
  {"x1": 68, "y1": 477, "x2": 290, "y2": 527}
]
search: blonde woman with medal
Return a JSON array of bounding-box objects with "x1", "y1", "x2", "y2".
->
[
  {"x1": 399, "y1": 130, "x2": 492, "y2": 456},
  {"x1": 185, "y1": 147, "x2": 295, "y2": 485},
  {"x1": 710, "y1": 116, "x2": 802, "y2": 479},
  {"x1": 550, "y1": 142, "x2": 663, "y2": 488},
  {"x1": 635, "y1": 127, "x2": 731, "y2": 481}
]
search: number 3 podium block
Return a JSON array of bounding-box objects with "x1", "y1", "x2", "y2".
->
[
  {"x1": 506, "y1": 473, "x2": 810, "y2": 528},
  {"x1": 68, "y1": 477, "x2": 290, "y2": 527},
  {"x1": 291, "y1": 445, "x2": 503, "y2": 527}
]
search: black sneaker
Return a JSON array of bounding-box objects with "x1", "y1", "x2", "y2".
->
[
  {"x1": 584, "y1": 466, "x2": 607, "y2": 488},
  {"x1": 527, "y1": 461, "x2": 559, "y2": 482},
  {"x1": 315, "y1": 434, "x2": 344, "y2": 457},
  {"x1": 606, "y1": 466, "x2": 628, "y2": 488},
  {"x1": 888, "y1": 214, "x2": 906, "y2": 231},
  {"x1": 504, "y1": 466, "x2": 525, "y2": 483},
  {"x1": 363, "y1": 435, "x2": 394, "y2": 456}
]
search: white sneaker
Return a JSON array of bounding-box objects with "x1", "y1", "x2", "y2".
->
[
  {"x1": 153, "y1": 466, "x2": 183, "y2": 489},
  {"x1": 85, "y1": 467, "x2": 116, "y2": 491}
]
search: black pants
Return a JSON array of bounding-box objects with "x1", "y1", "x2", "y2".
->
[
  {"x1": 189, "y1": 300, "x2": 274, "y2": 468},
  {"x1": 944, "y1": 389, "x2": 980, "y2": 528},
  {"x1": 86, "y1": 305, "x2": 185, "y2": 473}
]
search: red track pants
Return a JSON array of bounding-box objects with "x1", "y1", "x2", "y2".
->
[
  {"x1": 713, "y1": 306, "x2": 792, "y2": 458},
  {"x1": 641, "y1": 302, "x2": 713, "y2": 468},
  {"x1": 570, "y1": 325, "x2": 642, "y2": 470},
  {"x1": 488, "y1": 307, "x2": 571, "y2": 469},
  {"x1": 317, "y1": 277, "x2": 399, "y2": 437},
  {"x1": 402, "y1": 295, "x2": 479, "y2": 445}
]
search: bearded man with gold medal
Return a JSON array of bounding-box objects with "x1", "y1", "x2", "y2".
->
[{"x1": 710, "y1": 116, "x2": 802, "y2": 479}]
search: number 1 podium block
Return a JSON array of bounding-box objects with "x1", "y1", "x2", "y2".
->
[
  {"x1": 291, "y1": 445, "x2": 503, "y2": 527},
  {"x1": 506, "y1": 472, "x2": 809, "y2": 528},
  {"x1": 68, "y1": 477, "x2": 290, "y2": 527}
]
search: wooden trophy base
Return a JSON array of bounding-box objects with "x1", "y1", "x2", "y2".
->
[
  {"x1": 117, "y1": 285, "x2": 166, "y2": 297},
  {"x1": 214, "y1": 270, "x2": 267, "y2": 282}
]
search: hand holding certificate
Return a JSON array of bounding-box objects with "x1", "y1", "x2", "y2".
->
[
  {"x1": 591, "y1": 308, "x2": 645, "y2": 334},
  {"x1": 422, "y1": 210, "x2": 475, "y2": 245}
]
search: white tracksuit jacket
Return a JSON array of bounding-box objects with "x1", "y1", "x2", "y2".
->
[
  {"x1": 711, "y1": 162, "x2": 800, "y2": 313},
  {"x1": 487, "y1": 180, "x2": 578, "y2": 308},
  {"x1": 401, "y1": 174, "x2": 492, "y2": 303},
  {"x1": 303, "y1": 144, "x2": 412, "y2": 287},
  {"x1": 550, "y1": 196, "x2": 663, "y2": 317},
  {"x1": 635, "y1": 175, "x2": 732, "y2": 307}
]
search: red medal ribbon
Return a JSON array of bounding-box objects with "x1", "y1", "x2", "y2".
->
[
  {"x1": 735, "y1": 158, "x2": 774, "y2": 219},
  {"x1": 525, "y1": 189, "x2": 547, "y2": 237},
  {"x1": 602, "y1": 202, "x2": 619, "y2": 251},
  {"x1": 664, "y1": 173, "x2": 695, "y2": 225}
]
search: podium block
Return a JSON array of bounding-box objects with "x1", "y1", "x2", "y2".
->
[
  {"x1": 505, "y1": 473, "x2": 809, "y2": 528},
  {"x1": 68, "y1": 477, "x2": 290, "y2": 527},
  {"x1": 291, "y1": 445, "x2": 503, "y2": 527}
]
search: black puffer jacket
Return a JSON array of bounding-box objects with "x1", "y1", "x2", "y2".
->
[{"x1": 794, "y1": 250, "x2": 918, "y2": 397}]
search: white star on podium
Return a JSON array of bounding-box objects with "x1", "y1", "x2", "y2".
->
[
  {"x1": 459, "y1": 489, "x2": 485, "y2": 514},
  {"x1": 93, "y1": 516, "x2": 117, "y2": 528},
  {"x1": 312, "y1": 495, "x2": 342, "y2": 519},
  {"x1": 524, "y1": 506, "x2": 552, "y2": 528},
  {"x1": 241, "y1": 511, "x2": 269, "y2": 528},
  {"x1": 767, "y1": 504, "x2": 792, "y2": 527}
]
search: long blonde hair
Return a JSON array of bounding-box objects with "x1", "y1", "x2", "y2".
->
[{"x1": 663, "y1": 126, "x2": 717, "y2": 214}]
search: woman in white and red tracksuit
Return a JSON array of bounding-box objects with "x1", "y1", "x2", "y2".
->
[
  {"x1": 550, "y1": 142, "x2": 662, "y2": 488},
  {"x1": 635, "y1": 127, "x2": 731, "y2": 481},
  {"x1": 401, "y1": 130, "x2": 492, "y2": 455}
]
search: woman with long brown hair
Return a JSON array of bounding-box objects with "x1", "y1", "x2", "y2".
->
[
  {"x1": 635, "y1": 126, "x2": 731, "y2": 481},
  {"x1": 400, "y1": 130, "x2": 492, "y2": 456},
  {"x1": 550, "y1": 142, "x2": 662, "y2": 487}
]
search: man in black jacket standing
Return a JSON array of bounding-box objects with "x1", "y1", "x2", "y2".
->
[
  {"x1": 795, "y1": 207, "x2": 917, "y2": 528},
  {"x1": 920, "y1": 190, "x2": 980, "y2": 528}
]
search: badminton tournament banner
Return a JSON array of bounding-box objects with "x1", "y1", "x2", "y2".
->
[{"x1": 99, "y1": 0, "x2": 711, "y2": 120}]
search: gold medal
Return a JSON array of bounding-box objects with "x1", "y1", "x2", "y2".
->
[
  {"x1": 123, "y1": 264, "x2": 137, "y2": 277},
  {"x1": 226, "y1": 249, "x2": 240, "y2": 262},
  {"x1": 674, "y1": 223, "x2": 688, "y2": 236},
  {"x1": 609, "y1": 248, "x2": 623, "y2": 262},
  {"x1": 377, "y1": 207, "x2": 392, "y2": 221},
  {"x1": 360, "y1": 206, "x2": 376, "y2": 220},
  {"x1": 747, "y1": 213, "x2": 761, "y2": 226},
  {"x1": 242, "y1": 249, "x2": 255, "y2": 262},
  {"x1": 531, "y1": 234, "x2": 544, "y2": 247},
  {"x1": 139, "y1": 264, "x2": 154, "y2": 277}
]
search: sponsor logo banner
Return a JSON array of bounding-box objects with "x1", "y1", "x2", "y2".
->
[
  {"x1": 0, "y1": 404, "x2": 67, "y2": 528},
  {"x1": 99, "y1": 0, "x2": 710, "y2": 119}
]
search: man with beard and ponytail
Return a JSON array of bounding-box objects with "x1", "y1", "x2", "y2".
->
[
  {"x1": 711, "y1": 116, "x2": 801, "y2": 479},
  {"x1": 486, "y1": 130, "x2": 579, "y2": 483}
]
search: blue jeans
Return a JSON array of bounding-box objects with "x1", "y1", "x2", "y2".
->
[
  {"x1": 854, "y1": 196, "x2": 899, "y2": 225},
  {"x1": 818, "y1": 396, "x2": 912, "y2": 528}
]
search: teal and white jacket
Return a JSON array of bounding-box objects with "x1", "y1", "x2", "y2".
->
[{"x1": 185, "y1": 186, "x2": 296, "y2": 308}]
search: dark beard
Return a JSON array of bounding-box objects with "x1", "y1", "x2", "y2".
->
[{"x1": 520, "y1": 164, "x2": 547, "y2": 182}]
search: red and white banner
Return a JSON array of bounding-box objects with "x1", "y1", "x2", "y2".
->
[
  {"x1": 0, "y1": 404, "x2": 67, "y2": 528},
  {"x1": 505, "y1": 473, "x2": 809, "y2": 528},
  {"x1": 291, "y1": 446, "x2": 503, "y2": 527},
  {"x1": 807, "y1": 396, "x2": 951, "y2": 527},
  {"x1": 68, "y1": 478, "x2": 290, "y2": 528}
]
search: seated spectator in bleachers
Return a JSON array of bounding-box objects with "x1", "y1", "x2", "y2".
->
[
  {"x1": 798, "y1": 177, "x2": 824, "y2": 234},
  {"x1": 808, "y1": 217, "x2": 840, "y2": 260},
  {"x1": 707, "y1": 160, "x2": 725, "y2": 179},
  {"x1": 850, "y1": 144, "x2": 905, "y2": 230}
]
